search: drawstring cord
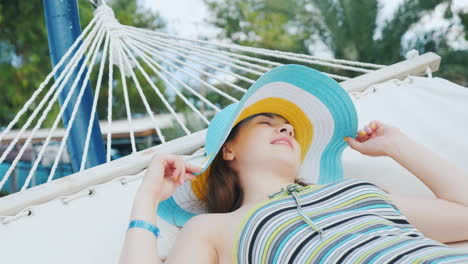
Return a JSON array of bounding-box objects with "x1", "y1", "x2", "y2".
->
[{"x1": 268, "y1": 184, "x2": 324, "y2": 239}]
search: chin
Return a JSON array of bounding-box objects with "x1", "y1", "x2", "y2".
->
[{"x1": 275, "y1": 157, "x2": 299, "y2": 168}]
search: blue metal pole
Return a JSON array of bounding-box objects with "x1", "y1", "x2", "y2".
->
[{"x1": 43, "y1": 0, "x2": 106, "y2": 172}]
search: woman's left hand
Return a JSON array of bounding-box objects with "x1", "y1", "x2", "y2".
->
[{"x1": 344, "y1": 120, "x2": 404, "y2": 157}]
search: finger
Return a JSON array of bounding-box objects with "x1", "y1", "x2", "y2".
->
[
  {"x1": 173, "y1": 157, "x2": 185, "y2": 182},
  {"x1": 358, "y1": 130, "x2": 373, "y2": 142},
  {"x1": 357, "y1": 129, "x2": 367, "y2": 137},
  {"x1": 370, "y1": 120, "x2": 382, "y2": 130},
  {"x1": 171, "y1": 162, "x2": 178, "y2": 179},
  {"x1": 184, "y1": 161, "x2": 204, "y2": 173},
  {"x1": 186, "y1": 175, "x2": 197, "y2": 181},
  {"x1": 346, "y1": 137, "x2": 362, "y2": 150},
  {"x1": 184, "y1": 173, "x2": 197, "y2": 180},
  {"x1": 165, "y1": 156, "x2": 181, "y2": 182},
  {"x1": 170, "y1": 160, "x2": 181, "y2": 181},
  {"x1": 347, "y1": 136, "x2": 372, "y2": 155},
  {"x1": 364, "y1": 125, "x2": 373, "y2": 134},
  {"x1": 180, "y1": 173, "x2": 197, "y2": 184},
  {"x1": 176, "y1": 168, "x2": 186, "y2": 185},
  {"x1": 360, "y1": 133, "x2": 370, "y2": 141}
]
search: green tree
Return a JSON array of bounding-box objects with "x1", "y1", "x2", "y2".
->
[
  {"x1": 0, "y1": 0, "x2": 168, "y2": 129},
  {"x1": 205, "y1": 0, "x2": 467, "y2": 85},
  {"x1": 205, "y1": 0, "x2": 309, "y2": 53}
]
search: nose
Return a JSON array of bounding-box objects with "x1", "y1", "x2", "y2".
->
[{"x1": 278, "y1": 123, "x2": 295, "y2": 138}]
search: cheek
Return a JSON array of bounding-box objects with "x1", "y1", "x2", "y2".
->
[
  {"x1": 294, "y1": 142, "x2": 301, "y2": 154},
  {"x1": 295, "y1": 147, "x2": 302, "y2": 164},
  {"x1": 288, "y1": 141, "x2": 302, "y2": 164},
  {"x1": 235, "y1": 128, "x2": 270, "y2": 155}
]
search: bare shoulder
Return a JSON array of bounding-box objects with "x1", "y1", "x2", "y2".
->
[
  {"x1": 165, "y1": 212, "x2": 238, "y2": 263},
  {"x1": 185, "y1": 213, "x2": 217, "y2": 227},
  {"x1": 185, "y1": 212, "x2": 230, "y2": 232},
  {"x1": 178, "y1": 213, "x2": 227, "y2": 242},
  {"x1": 164, "y1": 214, "x2": 222, "y2": 264}
]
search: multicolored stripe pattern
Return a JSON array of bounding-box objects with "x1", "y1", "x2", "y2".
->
[{"x1": 233, "y1": 178, "x2": 468, "y2": 263}]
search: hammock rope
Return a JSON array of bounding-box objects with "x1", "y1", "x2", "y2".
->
[
  {"x1": 122, "y1": 25, "x2": 386, "y2": 69},
  {"x1": 122, "y1": 40, "x2": 212, "y2": 127},
  {"x1": 128, "y1": 37, "x2": 243, "y2": 100},
  {"x1": 42, "y1": 24, "x2": 108, "y2": 185},
  {"x1": 129, "y1": 37, "x2": 248, "y2": 94},
  {"x1": 0, "y1": 3, "x2": 386, "y2": 194},
  {"x1": 0, "y1": 21, "x2": 106, "y2": 191},
  {"x1": 81, "y1": 32, "x2": 111, "y2": 172},
  {"x1": 124, "y1": 46, "x2": 218, "y2": 124},
  {"x1": 126, "y1": 29, "x2": 351, "y2": 81}
]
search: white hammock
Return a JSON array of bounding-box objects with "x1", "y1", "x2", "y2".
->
[{"x1": 0, "y1": 3, "x2": 467, "y2": 263}]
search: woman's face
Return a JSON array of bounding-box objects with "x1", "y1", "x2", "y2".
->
[{"x1": 223, "y1": 113, "x2": 301, "y2": 175}]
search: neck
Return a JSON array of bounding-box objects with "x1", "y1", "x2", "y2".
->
[{"x1": 239, "y1": 167, "x2": 298, "y2": 207}]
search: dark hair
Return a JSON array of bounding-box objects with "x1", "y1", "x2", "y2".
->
[{"x1": 205, "y1": 113, "x2": 307, "y2": 213}]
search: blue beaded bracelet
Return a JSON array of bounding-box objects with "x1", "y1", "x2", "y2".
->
[{"x1": 128, "y1": 220, "x2": 160, "y2": 238}]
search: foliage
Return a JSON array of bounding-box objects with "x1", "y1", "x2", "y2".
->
[
  {"x1": 204, "y1": 0, "x2": 468, "y2": 85},
  {"x1": 1, "y1": 0, "x2": 466, "y2": 139},
  {"x1": 0, "y1": 0, "x2": 167, "y2": 129}
]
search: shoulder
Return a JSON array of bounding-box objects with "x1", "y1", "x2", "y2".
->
[
  {"x1": 181, "y1": 212, "x2": 235, "y2": 241},
  {"x1": 165, "y1": 213, "x2": 223, "y2": 263},
  {"x1": 185, "y1": 212, "x2": 230, "y2": 225},
  {"x1": 182, "y1": 213, "x2": 224, "y2": 236}
]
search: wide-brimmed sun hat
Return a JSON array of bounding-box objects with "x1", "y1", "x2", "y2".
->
[{"x1": 157, "y1": 64, "x2": 358, "y2": 227}]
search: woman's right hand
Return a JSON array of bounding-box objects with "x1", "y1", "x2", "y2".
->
[{"x1": 139, "y1": 154, "x2": 203, "y2": 203}]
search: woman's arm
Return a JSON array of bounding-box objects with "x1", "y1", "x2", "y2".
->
[
  {"x1": 346, "y1": 121, "x2": 468, "y2": 243},
  {"x1": 386, "y1": 132, "x2": 468, "y2": 207},
  {"x1": 119, "y1": 190, "x2": 162, "y2": 263},
  {"x1": 346, "y1": 121, "x2": 468, "y2": 205},
  {"x1": 118, "y1": 154, "x2": 215, "y2": 263},
  {"x1": 119, "y1": 189, "x2": 217, "y2": 263},
  {"x1": 385, "y1": 133, "x2": 468, "y2": 243}
]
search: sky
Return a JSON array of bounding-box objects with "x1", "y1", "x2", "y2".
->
[
  {"x1": 141, "y1": 0, "x2": 411, "y2": 39},
  {"x1": 141, "y1": 0, "x2": 221, "y2": 39},
  {"x1": 142, "y1": 0, "x2": 468, "y2": 38},
  {"x1": 141, "y1": 0, "x2": 468, "y2": 55}
]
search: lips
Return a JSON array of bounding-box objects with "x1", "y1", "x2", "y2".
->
[{"x1": 271, "y1": 137, "x2": 293, "y2": 149}]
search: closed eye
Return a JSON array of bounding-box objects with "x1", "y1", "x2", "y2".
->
[{"x1": 260, "y1": 121, "x2": 271, "y2": 125}]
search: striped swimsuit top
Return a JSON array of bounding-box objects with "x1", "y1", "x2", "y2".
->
[{"x1": 233, "y1": 178, "x2": 468, "y2": 264}]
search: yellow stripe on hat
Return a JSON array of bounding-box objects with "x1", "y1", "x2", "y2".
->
[{"x1": 191, "y1": 97, "x2": 314, "y2": 201}]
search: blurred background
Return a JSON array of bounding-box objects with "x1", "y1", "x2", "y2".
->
[{"x1": 0, "y1": 0, "x2": 466, "y2": 196}]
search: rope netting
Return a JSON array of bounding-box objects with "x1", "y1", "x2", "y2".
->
[{"x1": 0, "y1": 3, "x2": 385, "y2": 194}]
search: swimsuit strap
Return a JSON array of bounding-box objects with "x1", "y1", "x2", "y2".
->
[{"x1": 268, "y1": 184, "x2": 324, "y2": 238}]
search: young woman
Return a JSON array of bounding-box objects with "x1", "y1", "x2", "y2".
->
[{"x1": 119, "y1": 65, "x2": 468, "y2": 263}]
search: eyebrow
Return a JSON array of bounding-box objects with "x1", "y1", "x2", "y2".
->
[{"x1": 257, "y1": 113, "x2": 290, "y2": 124}]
